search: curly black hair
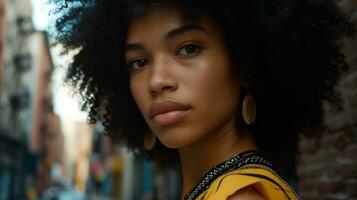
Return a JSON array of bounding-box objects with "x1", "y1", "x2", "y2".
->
[{"x1": 49, "y1": 0, "x2": 354, "y2": 177}]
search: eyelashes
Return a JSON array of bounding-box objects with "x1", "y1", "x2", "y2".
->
[
  {"x1": 127, "y1": 58, "x2": 149, "y2": 71},
  {"x1": 126, "y1": 42, "x2": 203, "y2": 71},
  {"x1": 176, "y1": 42, "x2": 202, "y2": 57}
]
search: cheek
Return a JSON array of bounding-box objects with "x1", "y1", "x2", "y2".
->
[
  {"x1": 187, "y1": 58, "x2": 241, "y2": 119},
  {"x1": 186, "y1": 57, "x2": 239, "y2": 100},
  {"x1": 130, "y1": 77, "x2": 149, "y2": 115}
]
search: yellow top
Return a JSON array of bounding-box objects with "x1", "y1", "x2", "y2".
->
[{"x1": 196, "y1": 164, "x2": 300, "y2": 200}]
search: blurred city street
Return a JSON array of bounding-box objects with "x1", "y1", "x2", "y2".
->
[{"x1": 0, "y1": 0, "x2": 181, "y2": 199}]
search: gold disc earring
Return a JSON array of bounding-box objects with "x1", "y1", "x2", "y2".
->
[
  {"x1": 144, "y1": 131, "x2": 156, "y2": 150},
  {"x1": 242, "y1": 94, "x2": 256, "y2": 125}
]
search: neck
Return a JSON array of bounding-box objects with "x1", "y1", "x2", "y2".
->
[{"x1": 178, "y1": 122, "x2": 257, "y2": 200}]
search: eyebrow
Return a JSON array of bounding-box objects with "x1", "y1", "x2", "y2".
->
[
  {"x1": 165, "y1": 23, "x2": 209, "y2": 41},
  {"x1": 125, "y1": 24, "x2": 208, "y2": 52},
  {"x1": 125, "y1": 43, "x2": 144, "y2": 52}
]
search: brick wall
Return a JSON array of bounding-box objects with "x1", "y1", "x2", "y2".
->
[{"x1": 297, "y1": 1, "x2": 357, "y2": 200}]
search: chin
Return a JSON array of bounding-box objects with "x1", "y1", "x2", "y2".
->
[
  {"x1": 157, "y1": 136, "x2": 190, "y2": 149},
  {"x1": 155, "y1": 129, "x2": 199, "y2": 149}
]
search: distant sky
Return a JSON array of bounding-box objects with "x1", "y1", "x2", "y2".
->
[
  {"x1": 30, "y1": 0, "x2": 49, "y2": 30},
  {"x1": 31, "y1": 0, "x2": 88, "y2": 122}
]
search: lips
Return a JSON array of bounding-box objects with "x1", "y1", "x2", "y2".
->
[
  {"x1": 148, "y1": 100, "x2": 191, "y2": 126},
  {"x1": 149, "y1": 100, "x2": 190, "y2": 119}
]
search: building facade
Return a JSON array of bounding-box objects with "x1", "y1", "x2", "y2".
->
[{"x1": 0, "y1": 0, "x2": 62, "y2": 199}]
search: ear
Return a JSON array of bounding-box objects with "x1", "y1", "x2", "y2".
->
[
  {"x1": 240, "y1": 68, "x2": 252, "y2": 90},
  {"x1": 241, "y1": 79, "x2": 250, "y2": 89}
]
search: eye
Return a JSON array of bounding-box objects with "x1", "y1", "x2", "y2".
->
[
  {"x1": 127, "y1": 58, "x2": 149, "y2": 71},
  {"x1": 177, "y1": 43, "x2": 202, "y2": 56}
]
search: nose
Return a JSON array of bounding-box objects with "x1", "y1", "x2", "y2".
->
[{"x1": 148, "y1": 57, "x2": 178, "y2": 96}]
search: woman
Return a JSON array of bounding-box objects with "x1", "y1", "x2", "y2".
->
[{"x1": 50, "y1": 0, "x2": 353, "y2": 199}]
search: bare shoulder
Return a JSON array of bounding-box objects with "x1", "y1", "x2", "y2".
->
[{"x1": 227, "y1": 186, "x2": 265, "y2": 200}]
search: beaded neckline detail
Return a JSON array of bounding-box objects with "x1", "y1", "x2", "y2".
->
[{"x1": 183, "y1": 150, "x2": 274, "y2": 200}]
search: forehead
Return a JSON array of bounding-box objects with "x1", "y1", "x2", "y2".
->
[
  {"x1": 125, "y1": 5, "x2": 220, "y2": 44},
  {"x1": 126, "y1": 6, "x2": 189, "y2": 42}
]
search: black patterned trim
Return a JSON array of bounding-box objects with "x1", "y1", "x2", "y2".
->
[{"x1": 183, "y1": 150, "x2": 274, "y2": 200}]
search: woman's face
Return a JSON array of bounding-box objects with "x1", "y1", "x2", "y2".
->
[{"x1": 126, "y1": 6, "x2": 242, "y2": 148}]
